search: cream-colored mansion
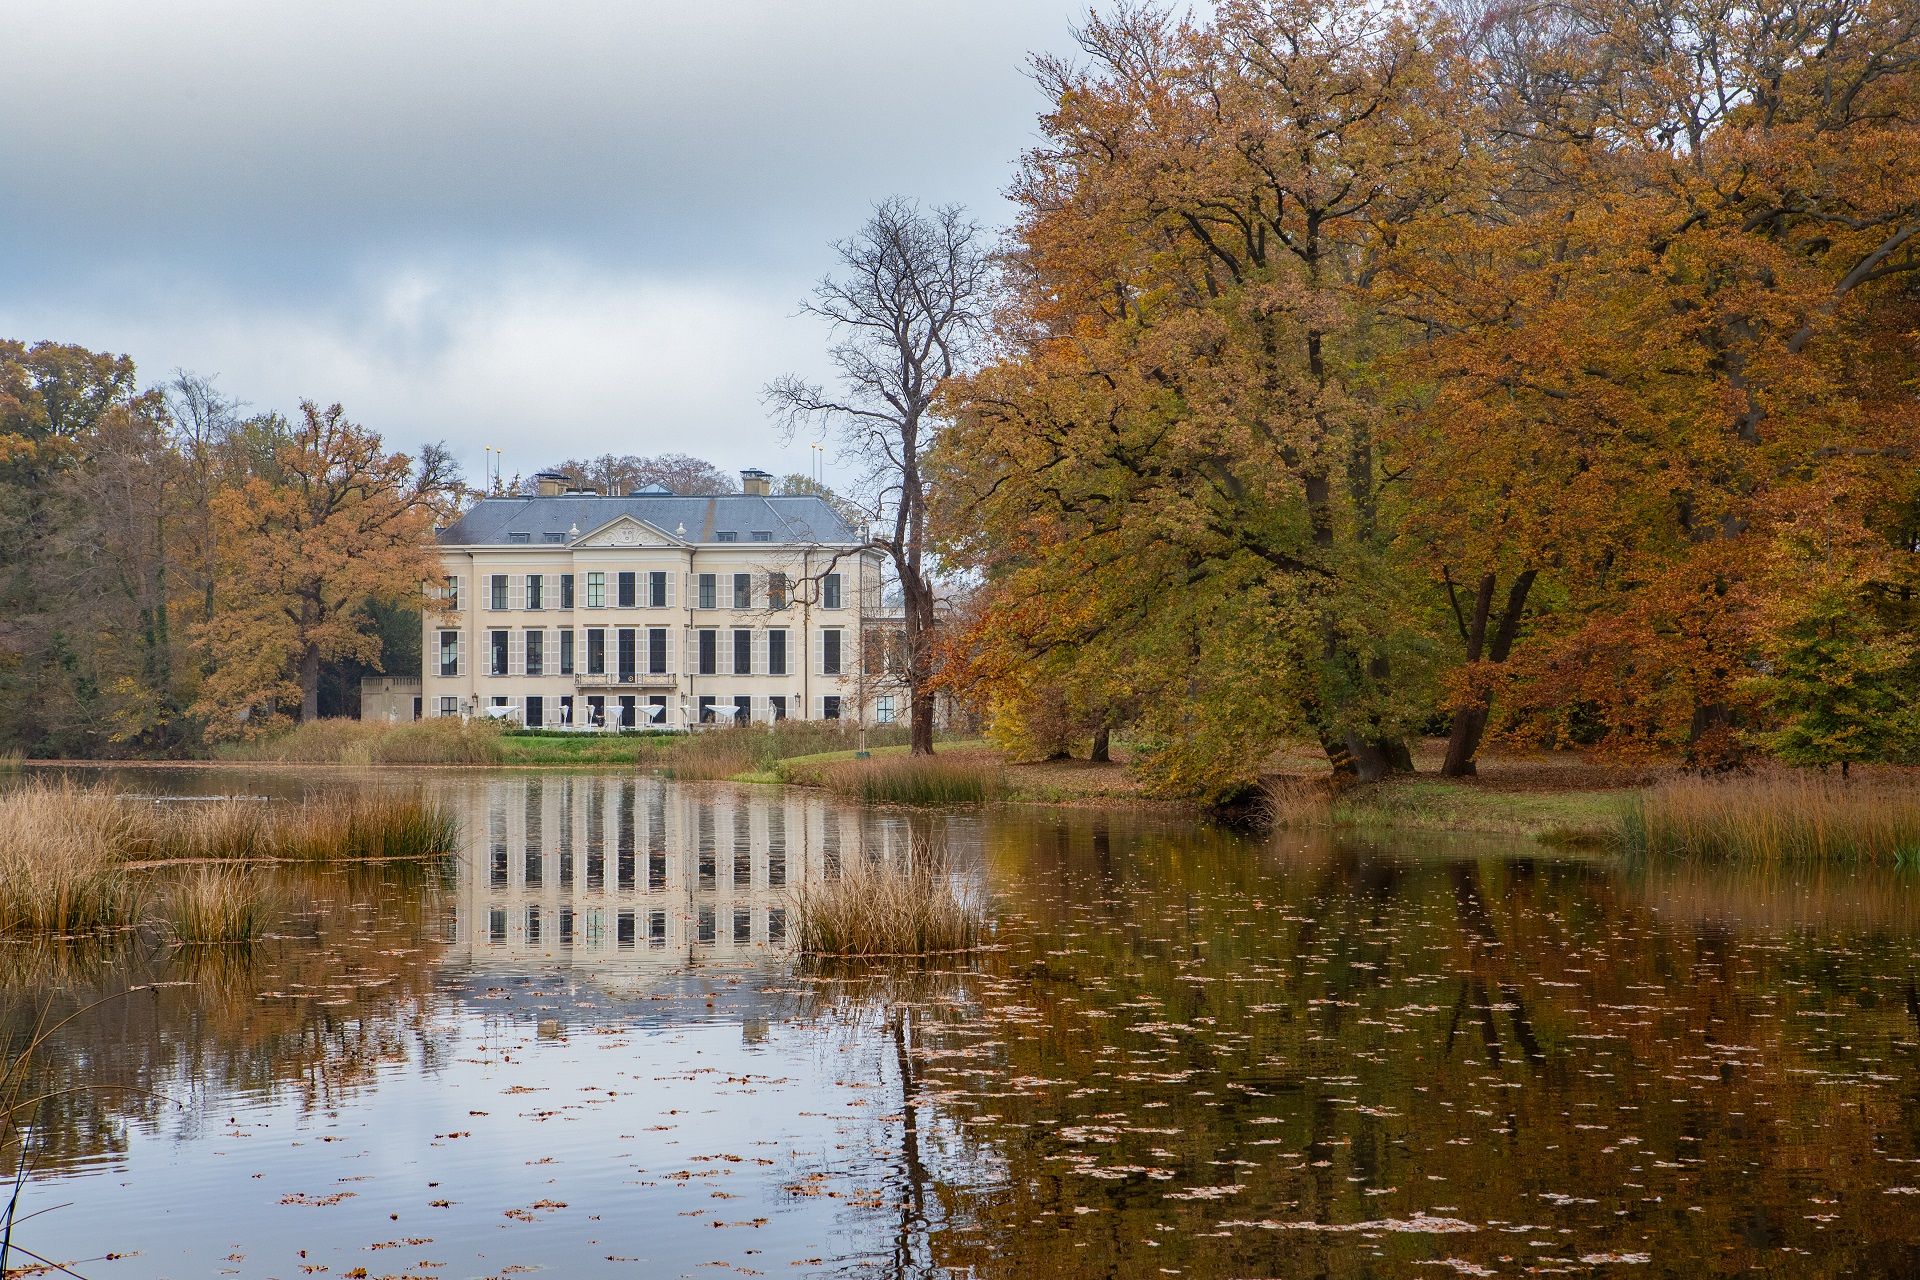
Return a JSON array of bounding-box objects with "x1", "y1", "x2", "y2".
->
[{"x1": 421, "y1": 468, "x2": 897, "y2": 730}]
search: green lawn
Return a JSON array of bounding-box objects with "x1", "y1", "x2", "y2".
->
[{"x1": 497, "y1": 734, "x2": 651, "y2": 766}]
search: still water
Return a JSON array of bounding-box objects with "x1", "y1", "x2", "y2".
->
[{"x1": 8, "y1": 770, "x2": 1920, "y2": 1278}]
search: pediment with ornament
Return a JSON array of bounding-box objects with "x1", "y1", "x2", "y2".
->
[{"x1": 571, "y1": 515, "x2": 684, "y2": 549}]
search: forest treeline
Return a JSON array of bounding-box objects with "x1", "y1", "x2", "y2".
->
[
  {"x1": 934, "y1": 0, "x2": 1920, "y2": 799},
  {"x1": 0, "y1": 343, "x2": 459, "y2": 756}
]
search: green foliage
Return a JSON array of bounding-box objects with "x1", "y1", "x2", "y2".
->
[{"x1": 1747, "y1": 585, "x2": 1919, "y2": 770}]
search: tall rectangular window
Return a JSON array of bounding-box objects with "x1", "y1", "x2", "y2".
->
[
  {"x1": 490, "y1": 574, "x2": 509, "y2": 610},
  {"x1": 438, "y1": 630, "x2": 460, "y2": 677},
  {"x1": 697, "y1": 629, "x2": 717, "y2": 676},
  {"x1": 525, "y1": 630, "x2": 544, "y2": 677},
  {"x1": 560, "y1": 574, "x2": 574, "y2": 609},
  {"x1": 489, "y1": 629, "x2": 509, "y2": 676},
  {"x1": 559, "y1": 628, "x2": 574, "y2": 675},
  {"x1": 443, "y1": 575, "x2": 461, "y2": 610},
  {"x1": 767, "y1": 629, "x2": 787, "y2": 676},
  {"x1": 769, "y1": 694, "x2": 786, "y2": 721},
  {"x1": 822, "y1": 629, "x2": 842, "y2": 676},
  {"x1": 617, "y1": 571, "x2": 636, "y2": 607},
  {"x1": 768, "y1": 571, "x2": 788, "y2": 609},
  {"x1": 823, "y1": 694, "x2": 842, "y2": 720},
  {"x1": 647, "y1": 627, "x2": 668, "y2": 674},
  {"x1": 823, "y1": 573, "x2": 842, "y2": 609},
  {"x1": 439, "y1": 695, "x2": 459, "y2": 716},
  {"x1": 698, "y1": 695, "x2": 716, "y2": 724},
  {"x1": 733, "y1": 694, "x2": 751, "y2": 725},
  {"x1": 648, "y1": 571, "x2": 668, "y2": 607},
  {"x1": 617, "y1": 628, "x2": 636, "y2": 681},
  {"x1": 525, "y1": 574, "x2": 543, "y2": 610},
  {"x1": 697, "y1": 573, "x2": 716, "y2": 609},
  {"x1": 586, "y1": 628, "x2": 605, "y2": 676},
  {"x1": 732, "y1": 573, "x2": 752, "y2": 609},
  {"x1": 586, "y1": 571, "x2": 606, "y2": 607},
  {"x1": 732, "y1": 628, "x2": 753, "y2": 675}
]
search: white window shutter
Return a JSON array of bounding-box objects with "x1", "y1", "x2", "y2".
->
[
  {"x1": 719, "y1": 631, "x2": 733, "y2": 675},
  {"x1": 451, "y1": 575, "x2": 464, "y2": 610},
  {"x1": 811, "y1": 695, "x2": 823, "y2": 720},
  {"x1": 666, "y1": 572, "x2": 677, "y2": 607},
  {"x1": 813, "y1": 630, "x2": 825, "y2": 676},
  {"x1": 512, "y1": 575, "x2": 523, "y2": 611},
  {"x1": 510, "y1": 634, "x2": 524, "y2": 676},
  {"x1": 667, "y1": 629, "x2": 677, "y2": 674},
  {"x1": 456, "y1": 633, "x2": 466, "y2": 676},
  {"x1": 547, "y1": 628, "x2": 560, "y2": 674},
  {"x1": 754, "y1": 629, "x2": 767, "y2": 675}
]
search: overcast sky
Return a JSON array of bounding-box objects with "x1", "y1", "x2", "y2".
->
[{"x1": 0, "y1": 0, "x2": 1095, "y2": 488}]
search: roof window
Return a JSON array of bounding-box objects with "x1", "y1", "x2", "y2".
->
[
  {"x1": 508, "y1": 532, "x2": 531, "y2": 543},
  {"x1": 715, "y1": 530, "x2": 739, "y2": 542},
  {"x1": 751, "y1": 531, "x2": 773, "y2": 542}
]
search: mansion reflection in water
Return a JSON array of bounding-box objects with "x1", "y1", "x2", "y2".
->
[{"x1": 448, "y1": 777, "x2": 933, "y2": 982}]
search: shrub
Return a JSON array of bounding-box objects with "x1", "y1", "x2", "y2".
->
[
  {"x1": 790, "y1": 852, "x2": 982, "y2": 956},
  {"x1": 666, "y1": 721, "x2": 918, "y2": 781},
  {"x1": 1628, "y1": 772, "x2": 1920, "y2": 862}
]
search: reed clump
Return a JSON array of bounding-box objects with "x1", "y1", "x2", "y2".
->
[
  {"x1": 0, "y1": 783, "x2": 458, "y2": 937},
  {"x1": 218, "y1": 716, "x2": 506, "y2": 765},
  {"x1": 800, "y1": 754, "x2": 1006, "y2": 806},
  {"x1": 790, "y1": 853, "x2": 983, "y2": 956},
  {"x1": 0, "y1": 782, "x2": 142, "y2": 934},
  {"x1": 1627, "y1": 772, "x2": 1920, "y2": 862},
  {"x1": 166, "y1": 865, "x2": 279, "y2": 943},
  {"x1": 140, "y1": 792, "x2": 460, "y2": 862}
]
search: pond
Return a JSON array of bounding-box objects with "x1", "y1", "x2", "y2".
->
[{"x1": 6, "y1": 769, "x2": 1920, "y2": 1278}]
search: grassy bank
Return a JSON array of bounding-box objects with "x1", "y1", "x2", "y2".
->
[
  {"x1": 1266, "y1": 777, "x2": 1633, "y2": 846},
  {"x1": 0, "y1": 782, "x2": 458, "y2": 938}
]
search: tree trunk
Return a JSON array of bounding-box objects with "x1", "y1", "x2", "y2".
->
[
  {"x1": 909, "y1": 688, "x2": 936, "y2": 757},
  {"x1": 300, "y1": 645, "x2": 322, "y2": 722},
  {"x1": 1090, "y1": 725, "x2": 1111, "y2": 763},
  {"x1": 1440, "y1": 569, "x2": 1536, "y2": 778}
]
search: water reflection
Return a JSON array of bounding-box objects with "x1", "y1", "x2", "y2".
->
[
  {"x1": 446, "y1": 776, "x2": 948, "y2": 982},
  {"x1": 5, "y1": 771, "x2": 1920, "y2": 1279}
]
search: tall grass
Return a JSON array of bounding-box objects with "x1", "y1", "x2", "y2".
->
[
  {"x1": 799, "y1": 754, "x2": 1006, "y2": 806},
  {"x1": 790, "y1": 852, "x2": 983, "y2": 956},
  {"x1": 166, "y1": 865, "x2": 279, "y2": 943},
  {"x1": 1628, "y1": 773, "x2": 1920, "y2": 862},
  {"x1": 219, "y1": 717, "x2": 506, "y2": 765},
  {"x1": 0, "y1": 783, "x2": 142, "y2": 934}
]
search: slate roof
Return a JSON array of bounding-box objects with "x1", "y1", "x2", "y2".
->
[{"x1": 437, "y1": 493, "x2": 861, "y2": 547}]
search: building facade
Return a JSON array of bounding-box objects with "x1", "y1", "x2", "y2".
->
[{"x1": 423, "y1": 468, "x2": 901, "y2": 729}]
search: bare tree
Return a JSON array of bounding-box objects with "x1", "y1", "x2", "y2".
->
[
  {"x1": 767, "y1": 199, "x2": 991, "y2": 756},
  {"x1": 536, "y1": 452, "x2": 737, "y2": 497}
]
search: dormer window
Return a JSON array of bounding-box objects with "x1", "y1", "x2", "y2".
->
[
  {"x1": 715, "y1": 530, "x2": 739, "y2": 542},
  {"x1": 508, "y1": 532, "x2": 531, "y2": 543},
  {"x1": 751, "y1": 530, "x2": 773, "y2": 542}
]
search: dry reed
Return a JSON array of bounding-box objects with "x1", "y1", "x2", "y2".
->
[
  {"x1": 799, "y1": 753, "x2": 1006, "y2": 806},
  {"x1": 166, "y1": 865, "x2": 280, "y2": 943},
  {"x1": 0, "y1": 783, "x2": 457, "y2": 937},
  {"x1": 790, "y1": 852, "x2": 983, "y2": 956},
  {"x1": 0, "y1": 782, "x2": 142, "y2": 934},
  {"x1": 218, "y1": 716, "x2": 506, "y2": 765},
  {"x1": 1628, "y1": 772, "x2": 1920, "y2": 862}
]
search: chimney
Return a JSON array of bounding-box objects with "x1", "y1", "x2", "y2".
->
[
  {"x1": 533, "y1": 470, "x2": 568, "y2": 498},
  {"x1": 741, "y1": 467, "x2": 772, "y2": 496}
]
